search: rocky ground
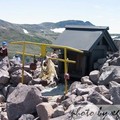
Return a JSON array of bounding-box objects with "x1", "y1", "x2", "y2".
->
[{"x1": 1, "y1": 52, "x2": 120, "y2": 120}]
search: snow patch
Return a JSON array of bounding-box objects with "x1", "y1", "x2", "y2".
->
[
  {"x1": 51, "y1": 28, "x2": 65, "y2": 33},
  {"x1": 23, "y1": 29, "x2": 29, "y2": 34}
]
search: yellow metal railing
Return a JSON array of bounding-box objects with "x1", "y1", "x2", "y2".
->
[{"x1": 10, "y1": 41, "x2": 83, "y2": 94}]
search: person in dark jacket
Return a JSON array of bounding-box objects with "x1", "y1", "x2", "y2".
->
[
  {"x1": 0, "y1": 41, "x2": 8, "y2": 57},
  {"x1": 0, "y1": 41, "x2": 9, "y2": 67}
]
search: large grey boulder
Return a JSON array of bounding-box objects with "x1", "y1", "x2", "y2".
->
[
  {"x1": 52, "y1": 105, "x2": 65, "y2": 118},
  {"x1": 36, "y1": 102, "x2": 54, "y2": 120},
  {"x1": 76, "y1": 87, "x2": 93, "y2": 96},
  {"x1": 10, "y1": 69, "x2": 33, "y2": 85},
  {"x1": 8, "y1": 66, "x2": 21, "y2": 74},
  {"x1": 100, "y1": 65, "x2": 116, "y2": 74},
  {"x1": 0, "y1": 57, "x2": 10, "y2": 70},
  {"x1": 0, "y1": 69, "x2": 9, "y2": 85},
  {"x1": 99, "y1": 62, "x2": 109, "y2": 70},
  {"x1": 94, "y1": 85, "x2": 110, "y2": 99},
  {"x1": 89, "y1": 70, "x2": 100, "y2": 84},
  {"x1": 110, "y1": 56, "x2": 120, "y2": 66},
  {"x1": 2, "y1": 85, "x2": 15, "y2": 98},
  {"x1": 68, "y1": 81, "x2": 82, "y2": 93},
  {"x1": 98, "y1": 66, "x2": 120, "y2": 85},
  {"x1": 109, "y1": 81, "x2": 120, "y2": 104},
  {"x1": 0, "y1": 94, "x2": 5, "y2": 103},
  {"x1": 81, "y1": 76, "x2": 93, "y2": 85},
  {"x1": 6, "y1": 83, "x2": 42, "y2": 120},
  {"x1": 68, "y1": 81, "x2": 92, "y2": 94},
  {"x1": 61, "y1": 98, "x2": 73, "y2": 110},
  {"x1": 87, "y1": 91, "x2": 113, "y2": 105}
]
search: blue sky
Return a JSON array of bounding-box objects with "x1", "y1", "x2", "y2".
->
[{"x1": 0, "y1": 0, "x2": 120, "y2": 33}]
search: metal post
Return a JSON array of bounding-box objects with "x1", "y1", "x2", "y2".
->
[
  {"x1": 64, "y1": 48, "x2": 68, "y2": 94},
  {"x1": 21, "y1": 42, "x2": 26, "y2": 83}
]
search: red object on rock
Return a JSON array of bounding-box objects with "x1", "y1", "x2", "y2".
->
[{"x1": 64, "y1": 73, "x2": 70, "y2": 80}]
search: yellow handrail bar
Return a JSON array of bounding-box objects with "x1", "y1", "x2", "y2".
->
[{"x1": 10, "y1": 41, "x2": 83, "y2": 94}]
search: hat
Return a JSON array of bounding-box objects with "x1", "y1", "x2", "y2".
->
[
  {"x1": 15, "y1": 54, "x2": 19, "y2": 57},
  {"x1": 2, "y1": 41, "x2": 7, "y2": 46}
]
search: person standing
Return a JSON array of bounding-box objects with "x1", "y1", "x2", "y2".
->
[
  {"x1": 50, "y1": 49, "x2": 59, "y2": 65},
  {"x1": 0, "y1": 41, "x2": 9, "y2": 67},
  {"x1": 0, "y1": 41, "x2": 8, "y2": 59}
]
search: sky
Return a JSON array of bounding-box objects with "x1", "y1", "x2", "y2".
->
[{"x1": 0, "y1": 0, "x2": 120, "y2": 33}]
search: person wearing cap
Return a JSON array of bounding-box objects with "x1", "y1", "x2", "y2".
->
[
  {"x1": 0, "y1": 41, "x2": 8, "y2": 58},
  {"x1": 13, "y1": 54, "x2": 21, "y2": 63},
  {"x1": 0, "y1": 41, "x2": 9, "y2": 68}
]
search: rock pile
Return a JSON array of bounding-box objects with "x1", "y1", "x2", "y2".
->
[{"x1": 1, "y1": 52, "x2": 120, "y2": 119}]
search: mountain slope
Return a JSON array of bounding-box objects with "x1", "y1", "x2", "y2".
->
[
  {"x1": 0, "y1": 19, "x2": 94, "y2": 57},
  {"x1": 51, "y1": 20, "x2": 94, "y2": 28},
  {"x1": 19, "y1": 20, "x2": 94, "y2": 41},
  {"x1": 0, "y1": 19, "x2": 51, "y2": 43},
  {"x1": 20, "y1": 20, "x2": 94, "y2": 32}
]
